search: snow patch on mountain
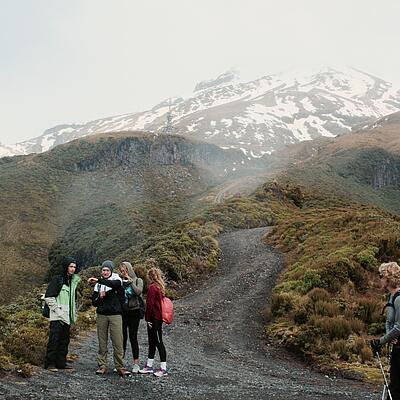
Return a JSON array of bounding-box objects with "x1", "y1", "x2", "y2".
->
[{"x1": 2, "y1": 66, "x2": 400, "y2": 158}]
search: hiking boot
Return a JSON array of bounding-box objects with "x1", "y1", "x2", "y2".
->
[
  {"x1": 47, "y1": 366, "x2": 58, "y2": 373},
  {"x1": 95, "y1": 367, "x2": 107, "y2": 375},
  {"x1": 131, "y1": 364, "x2": 140, "y2": 374},
  {"x1": 117, "y1": 368, "x2": 131, "y2": 377},
  {"x1": 139, "y1": 365, "x2": 154, "y2": 374},
  {"x1": 153, "y1": 368, "x2": 168, "y2": 377}
]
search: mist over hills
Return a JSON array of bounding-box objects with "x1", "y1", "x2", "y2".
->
[
  {"x1": 0, "y1": 132, "x2": 256, "y2": 303},
  {"x1": 1, "y1": 67, "x2": 400, "y2": 159}
]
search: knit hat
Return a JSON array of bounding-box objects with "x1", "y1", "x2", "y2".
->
[{"x1": 101, "y1": 260, "x2": 115, "y2": 272}]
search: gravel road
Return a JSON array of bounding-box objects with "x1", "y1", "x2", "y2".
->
[{"x1": 0, "y1": 227, "x2": 379, "y2": 399}]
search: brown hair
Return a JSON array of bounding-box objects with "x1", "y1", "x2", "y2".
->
[
  {"x1": 379, "y1": 262, "x2": 400, "y2": 289},
  {"x1": 147, "y1": 267, "x2": 166, "y2": 296}
]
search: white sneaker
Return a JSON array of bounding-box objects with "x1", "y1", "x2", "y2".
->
[
  {"x1": 139, "y1": 365, "x2": 154, "y2": 374},
  {"x1": 153, "y1": 368, "x2": 168, "y2": 377},
  {"x1": 132, "y1": 364, "x2": 140, "y2": 374}
]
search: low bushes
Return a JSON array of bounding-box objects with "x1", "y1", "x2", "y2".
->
[
  {"x1": 0, "y1": 272, "x2": 97, "y2": 376},
  {"x1": 264, "y1": 182, "x2": 400, "y2": 373}
]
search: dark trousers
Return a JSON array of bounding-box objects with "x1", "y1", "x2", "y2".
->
[
  {"x1": 122, "y1": 309, "x2": 141, "y2": 359},
  {"x1": 44, "y1": 320, "x2": 70, "y2": 369},
  {"x1": 389, "y1": 346, "x2": 400, "y2": 400},
  {"x1": 147, "y1": 318, "x2": 166, "y2": 362}
]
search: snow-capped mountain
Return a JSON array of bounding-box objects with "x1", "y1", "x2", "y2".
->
[{"x1": 2, "y1": 66, "x2": 400, "y2": 158}]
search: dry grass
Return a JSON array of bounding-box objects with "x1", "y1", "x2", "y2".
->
[{"x1": 262, "y1": 180, "x2": 400, "y2": 378}]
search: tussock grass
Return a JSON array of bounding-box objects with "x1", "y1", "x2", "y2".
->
[{"x1": 262, "y1": 181, "x2": 400, "y2": 377}]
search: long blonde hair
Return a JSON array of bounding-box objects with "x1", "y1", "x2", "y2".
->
[{"x1": 147, "y1": 267, "x2": 166, "y2": 296}]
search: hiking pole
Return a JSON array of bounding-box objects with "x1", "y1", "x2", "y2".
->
[{"x1": 375, "y1": 351, "x2": 393, "y2": 400}]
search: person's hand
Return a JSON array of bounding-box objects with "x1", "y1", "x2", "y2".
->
[
  {"x1": 88, "y1": 277, "x2": 98, "y2": 285},
  {"x1": 370, "y1": 339, "x2": 382, "y2": 354},
  {"x1": 120, "y1": 270, "x2": 129, "y2": 279},
  {"x1": 147, "y1": 321, "x2": 153, "y2": 329},
  {"x1": 391, "y1": 338, "x2": 399, "y2": 345}
]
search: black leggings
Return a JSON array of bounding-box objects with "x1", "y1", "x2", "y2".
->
[
  {"x1": 389, "y1": 346, "x2": 400, "y2": 400},
  {"x1": 122, "y1": 309, "x2": 141, "y2": 359},
  {"x1": 45, "y1": 320, "x2": 70, "y2": 369},
  {"x1": 147, "y1": 318, "x2": 166, "y2": 362}
]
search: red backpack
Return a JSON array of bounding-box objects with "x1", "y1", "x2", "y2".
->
[{"x1": 161, "y1": 296, "x2": 174, "y2": 324}]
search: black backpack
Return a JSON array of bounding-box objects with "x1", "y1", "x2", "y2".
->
[
  {"x1": 381, "y1": 290, "x2": 400, "y2": 316},
  {"x1": 123, "y1": 279, "x2": 145, "y2": 319}
]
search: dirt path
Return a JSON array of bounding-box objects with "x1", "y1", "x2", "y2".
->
[
  {"x1": 214, "y1": 175, "x2": 266, "y2": 203},
  {"x1": 0, "y1": 227, "x2": 379, "y2": 399}
]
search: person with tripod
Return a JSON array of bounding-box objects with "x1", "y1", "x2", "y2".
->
[{"x1": 371, "y1": 262, "x2": 400, "y2": 400}]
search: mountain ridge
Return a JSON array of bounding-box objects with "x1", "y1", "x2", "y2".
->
[{"x1": 2, "y1": 66, "x2": 399, "y2": 159}]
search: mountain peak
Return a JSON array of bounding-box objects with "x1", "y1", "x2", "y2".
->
[{"x1": 194, "y1": 69, "x2": 240, "y2": 92}]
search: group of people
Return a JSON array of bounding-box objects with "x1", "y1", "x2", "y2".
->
[
  {"x1": 43, "y1": 257, "x2": 168, "y2": 378},
  {"x1": 43, "y1": 255, "x2": 400, "y2": 395}
]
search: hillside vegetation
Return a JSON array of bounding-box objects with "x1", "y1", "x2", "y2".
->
[
  {"x1": 261, "y1": 115, "x2": 400, "y2": 377},
  {"x1": 0, "y1": 192, "x2": 275, "y2": 375},
  {"x1": 261, "y1": 183, "x2": 400, "y2": 379},
  {"x1": 0, "y1": 132, "x2": 256, "y2": 303},
  {"x1": 1, "y1": 114, "x2": 399, "y2": 379}
]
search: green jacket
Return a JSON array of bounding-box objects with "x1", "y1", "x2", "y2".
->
[{"x1": 45, "y1": 274, "x2": 81, "y2": 325}]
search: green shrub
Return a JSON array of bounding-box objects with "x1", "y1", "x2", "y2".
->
[
  {"x1": 313, "y1": 316, "x2": 352, "y2": 340},
  {"x1": 368, "y1": 322, "x2": 385, "y2": 335},
  {"x1": 271, "y1": 293, "x2": 294, "y2": 317},
  {"x1": 356, "y1": 247, "x2": 378, "y2": 270},
  {"x1": 296, "y1": 270, "x2": 324, "y2": 294},
  {"x1": 3, "y1": 326, "x2": 47, "y2": 366}
]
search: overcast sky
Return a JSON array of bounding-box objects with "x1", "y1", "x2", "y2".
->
[{"x1": 1, "y1": 0, "x2": 399, "y2": 145}]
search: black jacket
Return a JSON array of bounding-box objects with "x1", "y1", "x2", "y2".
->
[
  {"x1": 45, "y1": 275, "x2": 69, "y2": 298},
  {"x1": 92, "y1": 278, "x2": 124, "y2": 315}
]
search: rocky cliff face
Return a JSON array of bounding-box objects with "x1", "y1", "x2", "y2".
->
[
  {"x1": 335, "y1": 148, "x2": 400, "y2": 189},
  {"x1": 371, "y1": 156, "x2": 400, "y2": 188},
  {"x1": 73, "y1": 135, "x2": 253, "y2": 177}
]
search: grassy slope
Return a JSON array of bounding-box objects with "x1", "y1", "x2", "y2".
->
[
  {"x1": 263, "y1": 184, "x2": 400, "y2": 380},
  {"x1": 0, "y1": 132, "x2": 246, "y2": 303},
  {"x1": 261, "y1": 118, "x2": 400, "y2": 379},
  {"x1": 0, "y1": 155, "x2": 70, "y2": 299}
]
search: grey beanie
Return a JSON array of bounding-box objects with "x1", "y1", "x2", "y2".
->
[{"x1": 101, "y1": 260, "x2": 115, "y2": 272}]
